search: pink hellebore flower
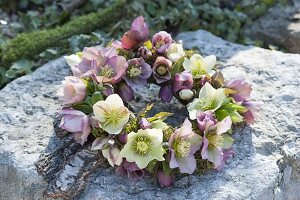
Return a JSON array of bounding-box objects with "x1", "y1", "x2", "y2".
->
[
  {"x1": 196, "y1": 111, "x2": 217, "y2": 133},
  {"x1": 116, "y1": 82, "x2": 134, "y2": 102},
  {"x1": 57, "y1": 76, "x2": 86, "y2": 105},
  {"x1": 59, "y1": 108, "x2": 91, "y2": 145},
  {"x1": 173, "y1": 71, "x2": 193, "y2": 92},
  {"x1": 216, "y1": 149, "x2": 235, "y2": 171},
  {"x1": 241, "y1": 100, "x2": 262, "y2": 124},
  {"x1": 121, "y1": 16, "x2": 149, "y2": 49},
  {"x1": 201, "y1": 116, "x2": 234, "y2": 169},
  {"x1": 225, "y1": 76, "x2": 252, "y2": 102},
  {"x1": 169, "y1": 118, "x2": 202, "y2": 174},
  {"x1": 93, "y1": 54, "x2": 128, "y2": 84},
  {"x1": 159, "y1": 84, "x2": 173, "y2": 103},
  {"x1": 116, "y1": 160, "x2": 146, "y2": 181},
  {"x1": 152, "y1": 31, "x2": 172, "y2": 54},
  {"x1": 139, "y1": 118, "x2": 152, "y2": 129},
  {"x1": 157, "y1": 170, "x2": 175, "y2": 187},
  {"x1": 153, "y1": 56, "x2": 172, "y2": 84}
]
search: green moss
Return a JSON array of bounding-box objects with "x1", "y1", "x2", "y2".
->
[{"x1": 1, "y1": 0, "x2": 126, "y2": 66}]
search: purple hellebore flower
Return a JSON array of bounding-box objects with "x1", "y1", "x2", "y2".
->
[
  {"x1": 196, "y1": 111, "x2": 217, "y2": 133},
  {"x1": 72, "y1": 47, "x2": 118, "y2": 77},
  {"x1": 153, "y1": 56, "x2": 172, "y2": 84},
  {"x1": 118, "y1": 133, "x2": 128, "y2": 143},
  {"x1": 173, "y1": 71, "x2": 193, "y2": 92},
  {"x1": 59, "y1": 108, "x2": 91, "y2": 145},
  {"x1": 121, "y1": 16, "x2": 149, "y2": 49},
  {"x1": 116, "y1": 82, "x2": 134, "y2": 102},
  {"x1": 139, "y1": 118, "x2": 152, "y2": 129},
  {"x1": 93, "y1": 54, "x2": 128, "y2": 84},
  {"x1": 116, "y1": 160, "x2": 146, "y2": 181},
  {"x1": 123, "y1": 58, "x2": 152, "y2": 88},
  {"x1": 216, "y1": 149, "x2": 235, "y2": 171},
  {"x1": 159, "y1": 84, "x2": 173, "y2": 103},
  {"x1": 169, "y1": 118, "x2": 202, "y2": 174},
  {"x1": 241, "y1": 100, "x2": 262, "y2": 124},
  {"x1": 201, "y1": 116, "x2": 234, "y2": 169},
  {"x1": 157, "y1": 170, "x2": 175, "y2": 187},
  {"x1": 138, "y1": 46, "x2": 152, "y2": 60},
  {"x1": 152, "y1": 31, "x2": 172, "y2": 54},
  {"x1": 57, "y1": 76, "x2": 86, "y2": 105},
  {"x1": 225, "y1": 76, "x2": 252, "y2": 102},
  {"x1": 102, "y1": 83, "x2": 114, "y2": 97}
]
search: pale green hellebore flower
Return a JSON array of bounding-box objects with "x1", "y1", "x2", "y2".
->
[
  {"x1": 120, "y1": 129, "x2": 165, "y2": 169},
  {"x1": 187, "y1": 82, "x2": 225, "y2": 120},
  {"x1": 93, "y1": 94, "x2": 130, "y2": 134},
  {"x1": 183, "y1": 54, "x2": 216, "y2": 78}
]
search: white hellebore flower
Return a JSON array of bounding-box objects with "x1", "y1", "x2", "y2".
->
[
  {"x1": 64, "y1": 54, "x2": 81, "y2": 67},
  {"x1": 120, "y1": 129, "x2": 165, "y2": 169},
  {"x1": 183, "y1": 54, "x2": 216, "y2": 78},
  {"x1": 166, "y1": 43, "x2": 185, "y2": 62},
  {"x1": 179, "y1": 89, "x2": 194, "y2": 100},
  {"x1": 187, "y1": 82, "x2": 225, "y2": 120},
  {"x1": 93, "y1": 94, "x2": 130, "y2": 134}
]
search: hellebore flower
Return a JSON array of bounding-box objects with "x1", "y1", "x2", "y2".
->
[
  {"x1": 169, "y1": 119, "x2": 202, "y2": 174},
  {"x1": 102, "y1": 84, "x2": 114, "y2": 97},
  {"x1": 178, "y1": 89, "x2": 194, "y2": 101},
  {"x1": 138, "y1": 46, "x2": 152, "y2": 60},
  {"x1": 173, "y1": 71, "x2": 193, "y2": 92},
  {"x1": 183, "y1": 54, "x2": 216, "y2": 78},
  {"x1": 187, "y1": 82, "x2": 226, "y2": 120},
  {"x1": 91, "y1": 137, "x2": 122, "y2": 166},
  {"x1": 116, "y1": 82, "x2": 134, "y2": 102},
  {"x1": 123, "y1": 58, "x2": 152, "y2": 88},
  {"x1": 241, "y1": 100, "x2": 262, "y2": 124},
  {"x1": 120, "y1": 129, "x2": 165, "y2": 169},
  {"x1": 59, "y1": 108, "x2": 91, "y2": 145},
  {"x1": 93, "y1": 94, "x2": 130, "y2": 134},
  {"x1": 93, "y1": 55, "x2": 128, "y2": 84},
  {"x1": 166, "y1": 43, "x2": 185, "y2": 62},
  {"x1": 159, "y1": 84, "x2": 173, "y2": 103},
  {"x1": 116, "y1": 160, "x2": 146, "y2": 181},
  {"x1": 196, "y1": 111, "x2": 217, "y2": 133},
  {"x1": 152, "y1": 31, "x2": 172, "y2": 54},
  {"x1": 70, "y1": 47, "x2": 118, "y2": 78},
  {"x1": 201, "y1": 116, "x2": 234, "y2": 168},
  {"x1": 157, "y1": 170, "x2": 175, "y2": 187},
  {"x1": 216, "y1": 149, "x2": 235, "y2": 171},
  {"x1": 225, "y1": 76, "x2": 252, "y2": 102},
  {"x1": 64, "y1": 54, "x2": 81, "y2": 76},
  {"x1": 57, "y1": 76, "x2": 86, "y2": 105},
  {"x1": 121, "y1": 16, "x2": 149, "y2": 49},
  {"x1": 139, "y1": 118, "x2": 152, "y2": 129},
  {"x1": 153, "y1": 56, "x2": 172, "y2": 84}
]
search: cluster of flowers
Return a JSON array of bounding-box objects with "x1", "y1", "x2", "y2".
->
[{"x1": 57, "y1": 16, "x2": 261, "y2": 187}]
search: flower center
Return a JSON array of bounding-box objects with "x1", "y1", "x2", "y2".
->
[
  {"x1": 100, "y1": 65, "x2": 114, "y2": 78},
  {"x1": 104, "y1": 109, "x2": 123, "y2": 126},
  {"x1": 174, "y1": 138, "x2": 191, "y2": 158},
  {"x1": 207, "y1": 131, "x2": 224, "y2": 150},
  {"x1": 156, "y1": 65, "x2": 167, "y2": 76},
  {"x1": 195, "y1": 98, "x2": 215, "y2": 111},
  {"x1": 155, "y1": 40, "x2": 165, "y2": 49},
  {"x1": 132, "y1": 136, "x2": 151, "y2": 156},
  {"x1": 191, "y1": 62, "x2": 206, "y2": 77},
  {"x1": 128, "y1": 66, "x2": 142, "y2": 78}
]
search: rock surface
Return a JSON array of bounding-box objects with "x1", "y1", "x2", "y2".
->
[
  {"x1": 243, "y1": 0, "x2": 300, "y2": 53},
  {"x1": 0, "y1": 30, "x2": 299, "y2": 200}
]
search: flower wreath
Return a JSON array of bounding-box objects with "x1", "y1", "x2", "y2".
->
[{"x1": 58, "y1": 16, "x2": 260, "y2": 187}]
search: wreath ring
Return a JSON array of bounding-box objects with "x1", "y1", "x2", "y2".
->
[{"x1": 58, "y1": 16, "x2": 260, "y2": 187}]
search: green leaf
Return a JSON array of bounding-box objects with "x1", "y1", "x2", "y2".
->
[
  {"x1": 71, "y1": 103, "x2": 93, "y2": 114},
  {"x1": 92, "y1": 91, "x2": 103, "y2": 105},
  {"x1": 147, "y1": 112, "x2": 173, "y2": 122},
  {"x1": 147, "y1": 160, "x2": 158, "y2": 172},
  {"x1": 138, "y1": 103, "x2": 154, "y2": 117},
  {"x1": 162, "y1": 160, "x2": 173, "y2": 176},
  {"x1": 171, "y1": 56, "x2": 185, "y2": 76},
  {"x1": 5, "y1": 59, "x2": 34, "y2": 78}
]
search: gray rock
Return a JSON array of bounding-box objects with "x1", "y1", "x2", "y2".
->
[
  {"x1": 243, "y1": 0, "x2": 300, "y2": 53},
  {"x1": 0, "y1": 30, "x2": 299, "y2": 200}
]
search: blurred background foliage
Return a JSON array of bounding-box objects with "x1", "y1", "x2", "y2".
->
[{"x1": 0, "y1": 0, "x2": 288, "y2": 88}]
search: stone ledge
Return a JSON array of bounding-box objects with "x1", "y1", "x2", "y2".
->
[{"x1": 0, "y1": 30, "x2": 299, "y2": 200}]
